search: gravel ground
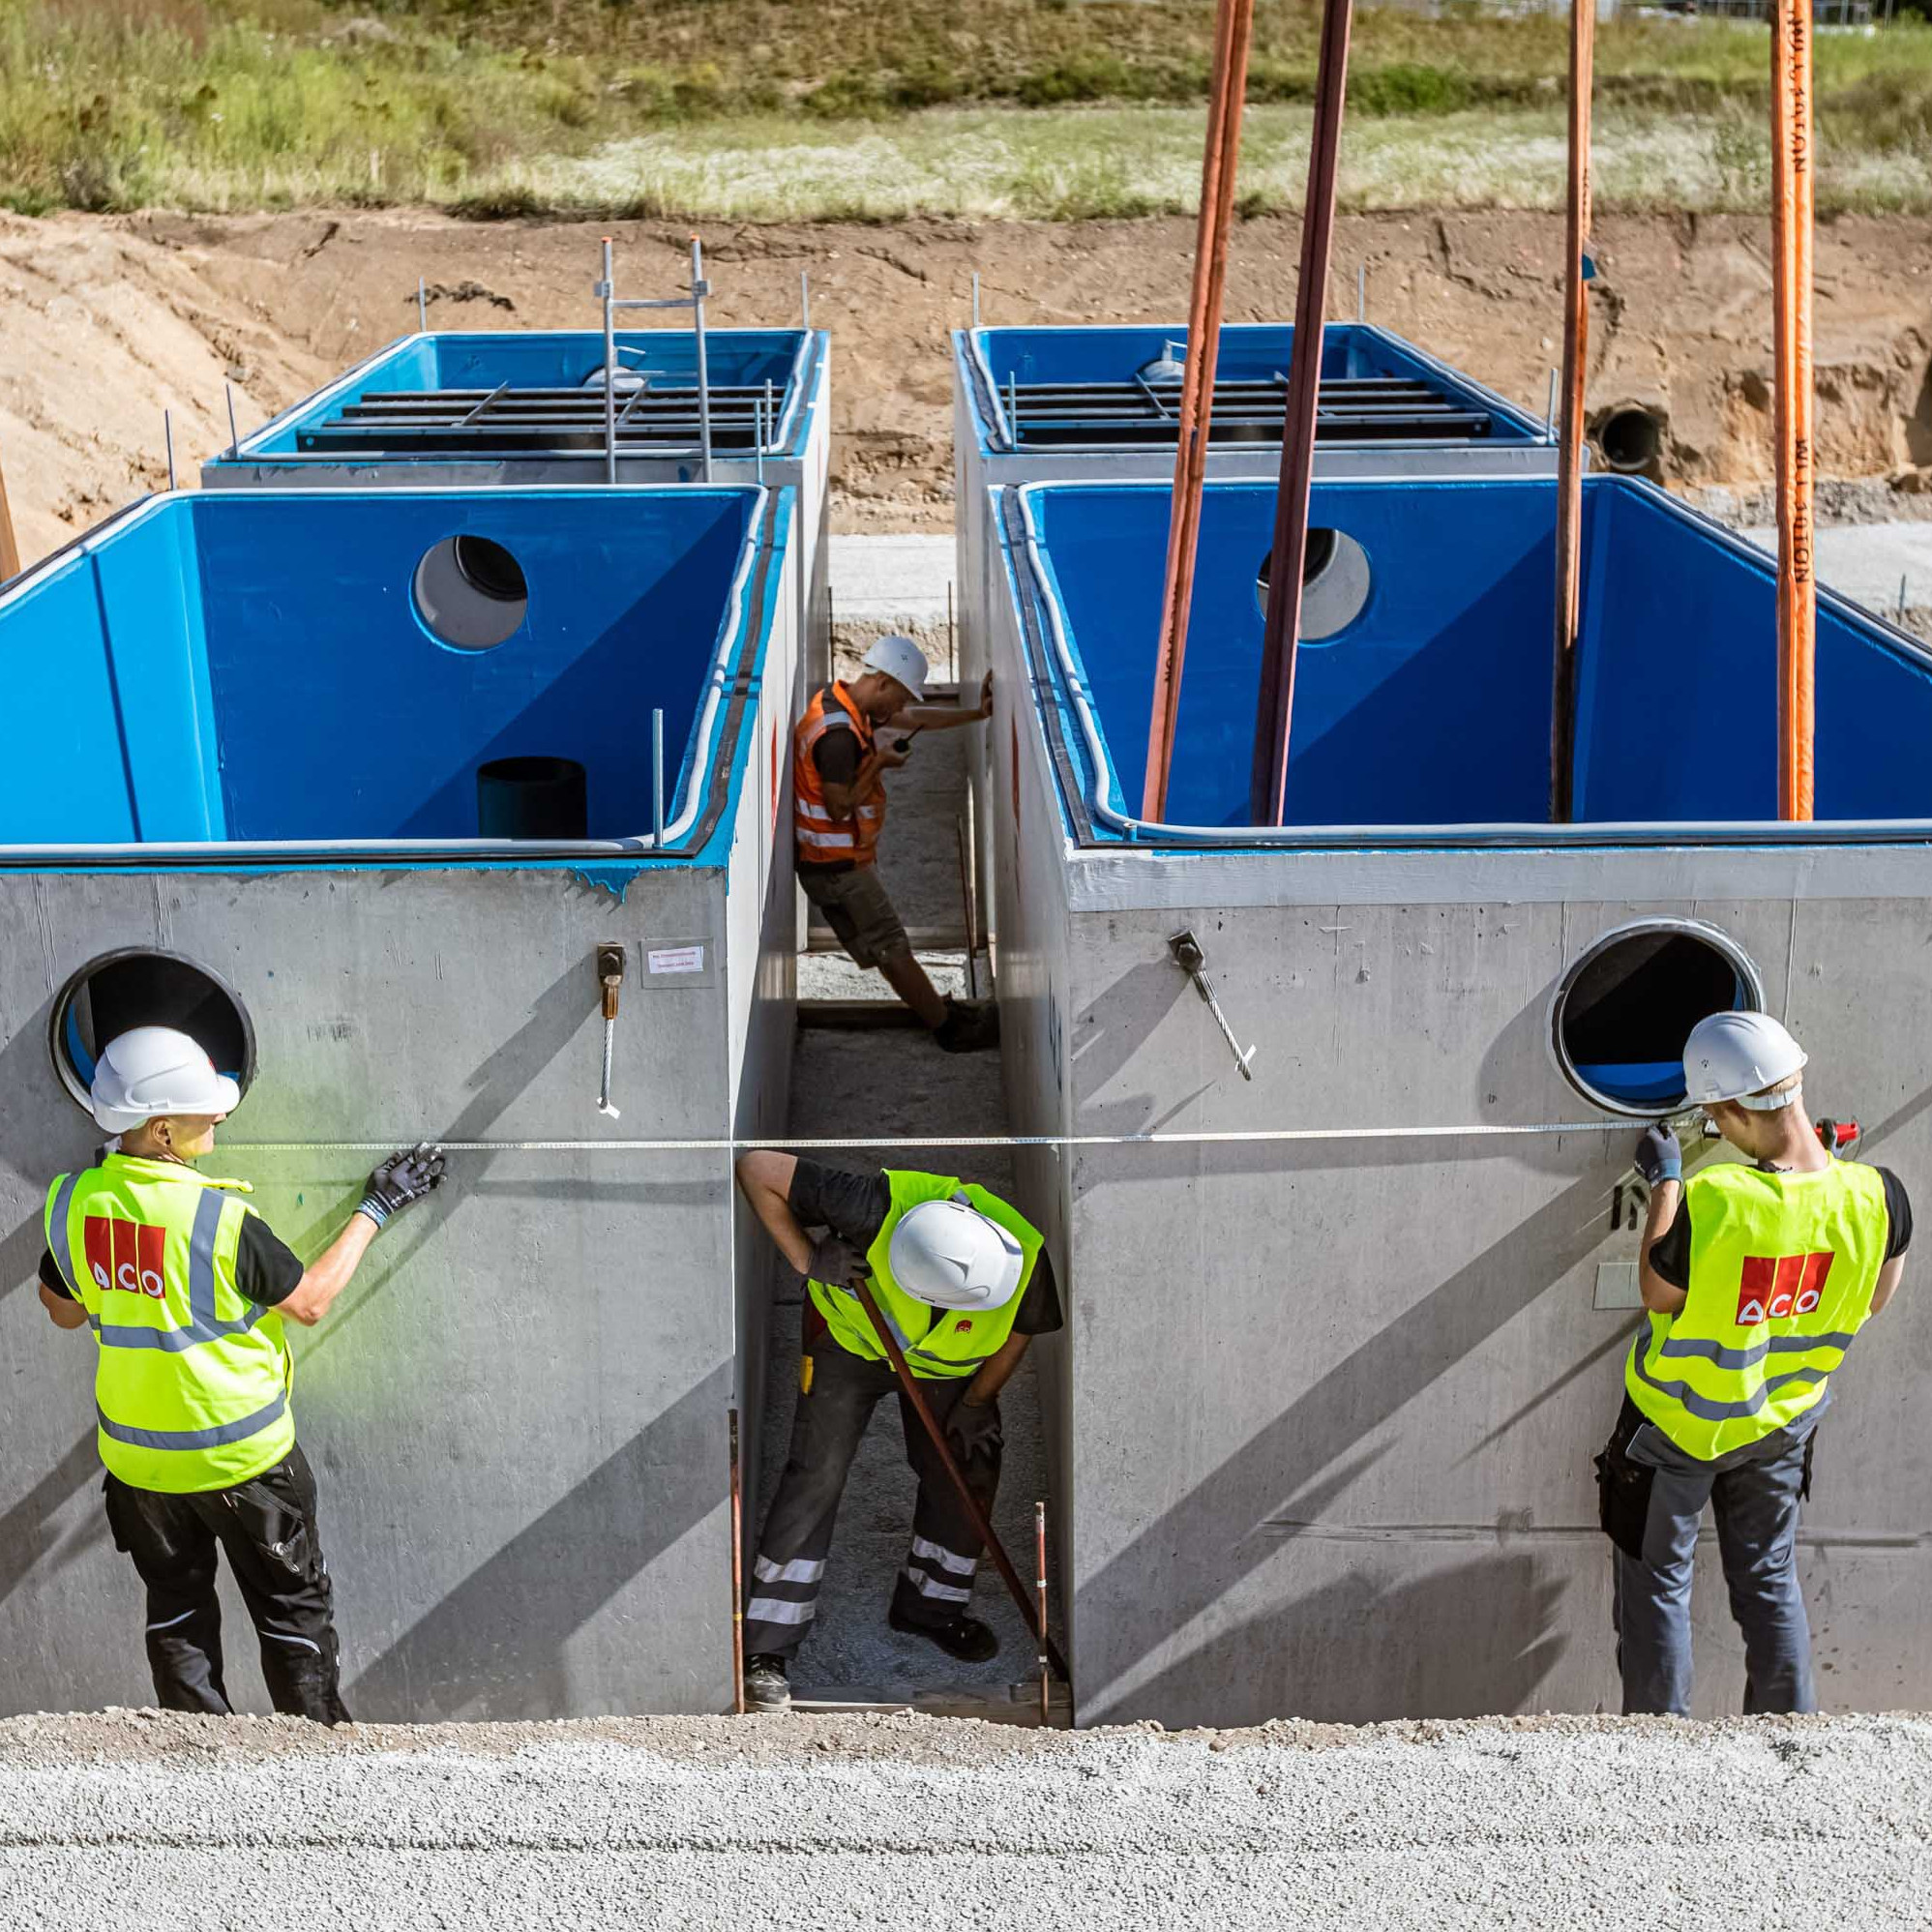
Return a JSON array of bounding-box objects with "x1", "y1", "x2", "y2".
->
[{"x1": 3, "y1": 1708, "x2": 1931, "y2": 1929}]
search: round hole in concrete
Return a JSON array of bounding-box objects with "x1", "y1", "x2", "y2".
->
[
  {"x1": 1549, "y1": 919, "x2": 1764, "y2": 1117},
  {"x1": 1254, "y1": 529, "x2": 1372, "y2": 642},
  {"x1": 1595, "y1": 404, "x2": 1665, "y2": 476},
  {"x1": 48, "y1": 949, "x2": 256, "y2": 1118},
  {"x1": 413, "y1": 534, "x2": 529, "y2": 650}
]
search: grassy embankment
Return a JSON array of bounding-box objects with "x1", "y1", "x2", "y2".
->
[{"x1": 3, "y1": 0, "x2": 1931, "y2": 219}]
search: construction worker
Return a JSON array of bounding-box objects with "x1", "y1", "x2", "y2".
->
[
  {"x1": 733, "y1": 1149, "x2": 1062, "y2": 1711},
  {"x1": 34, "y1": 1025, "x2": 447, "y2": 1724},
  {"x1": 1597, "y1": 1011, "x2": 1911, "y2": 1715},
  {"x1": 795, "y1": 634, "x2": 998, "y2": 1051}
]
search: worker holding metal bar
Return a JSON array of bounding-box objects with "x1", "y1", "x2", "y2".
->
[
  {"x1": 1597, "y1": 1012, "x2": 1911, "y2": 1716},
  {"x1": 793, "y1": 634, "x2": 998, "y2": 1052},
  {"x1": 34, "y1": 1026, "x2": 447, "y2": 1725},
  {"x1": 733, "y1": 1150, "x2": 1062, "y2": 1711}
]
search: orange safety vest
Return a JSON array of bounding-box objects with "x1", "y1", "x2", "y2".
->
[{"x1": 793, "y1": 682, "x2": 885, "y2": 867}]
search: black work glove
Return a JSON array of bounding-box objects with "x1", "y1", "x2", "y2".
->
[
  {"x1": 1633, "y1": 1124, "x2": 1682, "y2": 1188},
  {"x1": 946, "y1": 1397, "x2": 1002, "y2": 1464},
  {"x1": 358, "y1": 1144, "x2": 447, "y2": 1231},
  {"x1": 807, "y1": 1234, "x2": 870, "y2": 1291}
]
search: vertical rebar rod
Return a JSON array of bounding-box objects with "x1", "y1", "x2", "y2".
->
[
  {"x1": 1007, "y1": 370, "x2": 1021, "y2": 452},
  {"x1": 947, "y1": 579, "x2": 957, "y2": 683},
  {"x1": 1144, "y1": 0, "x2": 1257, "y2": 823},
  {"x1": 692, "y1": 235, "x2": 714, "y2": 483},
  {"x1": 800, "y1": 270, "x2": 811, "y2": 330},
  {"x1": 418, "y1": 276, "x2": 428, "y2": 335},
  {"x1": 1900, "y1": 573, "x2": 1910, "y2": 624},
  {"x1": 601, "y1": 237, "x2": 618, "y2": 488},
  {"x1": 0, "y1": 448, "x2": 21, "y2": 582},
  {"x1": 972, "y1": 271, "x2": 982, "y2": 330},
  {"x1": 1249, "y1": 0, "x2": 1353, "y2": 825},
  {"x1": 1546, "y1": 367, "x2": 1560, "y2": 443},
  {"x1": 755, "y1": 388, "x2": 765, "y2": 485},
  {"x1": 163, "y1": 410, "x2": 176, "y2": 490},
  {"x1": 1356, "y1": 262, "x2": 1366, "y2": 322},
  {"x1": 764, "y1": 377, "x2": 775, "y2": 466},
  {"x1": 729, "y1": 1407, "x2": 746, "y2": 1715},
  {"x1": 1772, "y1": 0, "x2": 1816, "y2": 820},
  {"x1": 1035, "y1": 1500, "x2": 1050, "y2": 1728},
  {"x1": 224, "y1": 382, "x2": 239, "y2": 459},
  {"x1": 1550, "y1": 0, "x2": 1594, "y2": 824},
  {"x1": 652, "y1": 707, "x2": 667, "y2": 847}
]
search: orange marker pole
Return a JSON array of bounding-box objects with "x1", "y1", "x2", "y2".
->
[
  {"x1": 1771, "y1": 0, "x2": 1816, "y2": 819},
  {"x1": 1550, "y1": 0, "x2": 1593, "y2": 824}
]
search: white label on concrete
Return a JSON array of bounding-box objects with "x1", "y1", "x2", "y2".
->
[
  {"x1": 1593, "y1": 1262, "x2": 1644, "y2": 1311},
  {"x1": 648, "y1": 945, "x2": 704, "y2": 975}
]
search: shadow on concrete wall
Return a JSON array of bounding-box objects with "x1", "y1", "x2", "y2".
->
[
  {"x1": 349, "y1": 1360, "x2": 729, "y2": 1720},
  {"x1": 1116, "y1": 1549, "x2": 1574, "y2": 1728}
]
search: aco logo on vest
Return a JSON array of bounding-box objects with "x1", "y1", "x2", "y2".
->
[
  {"x1": 83, "y1": 1215, "x2": 166, "y2": 1300},
  {"x1": 1736, "y1": 1251, "x2": 1835, "y2": 1326}
]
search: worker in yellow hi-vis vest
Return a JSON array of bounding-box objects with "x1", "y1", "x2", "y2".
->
[
  {"x1": 1597, "y1": 1011, "x2": 1911, "y2": 1715},
  {"x1": 35, "y1": 1026, "x2": 447, "y2": 1724},
  {"x1": 732, "y1": 1150, "x2": 1063, "y2": 1713}
]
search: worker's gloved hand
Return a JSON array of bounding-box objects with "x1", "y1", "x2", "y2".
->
[
  {"x1": 1634, "y1": 1123, "x2": 1682, "y2": 1187},
  {"x1": 358, "y1": 1144, "x2": 447, "y2": 1231},
  {"x1": 807, "y1": 1234, "x2": 870, "y2": 1291},
  {"x1": 946, "y1": 1397, "x2": 1002, "y2": 1464}
]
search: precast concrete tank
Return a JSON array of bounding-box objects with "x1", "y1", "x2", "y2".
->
[
  {"x1": 0, "y1": 483, "x2": 798, "y2": 1719},
  {"x1": 986, "y1": 471, "x2": 1932, "y2": 1727}
]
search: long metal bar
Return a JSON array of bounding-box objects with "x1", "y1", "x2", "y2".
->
[
  {"x1": 601, "y1": 237, "x2": 618, "y2": 486},
  {"x1": 729, "y1": 1407, "x2": 746, "y2": 1715},
  {"x1": 692, "y1": 236, "x2": 714, "y2": 483},
  {"x1": 1035, "y1": 1501, "x2": 1051, "y2": 1727},
  {"x1": 652, "y1": 707, "x2": 667, "y2": 847},
  {"x1": 163, "y1": 410, "x2": 176, "y2": 490},
  {"x1": 1144, "y1": 0, "x2": 1257, "y2": 821},
  {"x1": 1249, "y1": 0, "x2": 1354, "y2": 824},
  {"x1": 1550, "y1": 0, "x2": 1594, "y2": 823},
  {"x1": 1772, "y1": 0, "x2": 1817, "y2": 819},
  {"x1": 225, "y1": 382, "x2": 240, "y2": 459},
  {"x1": 851, "y1": 1278, "x2": 1071, "y2": 1684}
]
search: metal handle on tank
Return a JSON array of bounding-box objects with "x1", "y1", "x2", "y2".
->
[{"x1": 1168, "y1": 929, "x2": 1257, "y2": 1081}]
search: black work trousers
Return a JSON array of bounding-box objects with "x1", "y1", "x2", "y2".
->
[
  {"x1": 744, "y1": 1339, "x2": 999, "y2": 1659},
  {"x1": 102, "y1": 1442, "x2": 349, "y2": 1724}
]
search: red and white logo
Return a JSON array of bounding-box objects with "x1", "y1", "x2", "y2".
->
[
  {"x1": 82, "y1": 1215, "x2": 166, "y2": 1300},
  {"x1": 1736, "y1": 1251, "x2": 1834, "y2": 1326},
  {"x1": 954, "y1": 1319, "x2": 974, "y2": 1333}
]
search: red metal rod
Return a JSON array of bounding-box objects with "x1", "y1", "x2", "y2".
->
[
  {"x1": 728, "y1": 1406, "x2": 745, "y2": 1715},
  {"x1": 1549, "y1": 0, "x2": 1594, "y2": 824},
  {"x1": 1143, "y1": 0, "x2": 1257, "y2": 821},
  {"x1": 852, "y1": 1278, "x2": 1071, "y2": 1682},
  {"x1": 1249, "y1": 0, "x2": 1354, "y2": 826},
  {"x1": 1035, "y1": 1499, "x2": 1051, "y2": 1727},
  {"x1": 1772, "y1": 0, "x2": 1816, "y2": 820}
]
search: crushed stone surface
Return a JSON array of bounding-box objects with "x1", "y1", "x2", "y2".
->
[{"x1": 3, "y1": 1708, "x2": 1932, "y2": 1929}]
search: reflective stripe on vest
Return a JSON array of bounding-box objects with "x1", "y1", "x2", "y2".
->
[
  {"x1": 793, "y1": 682, "x2": 885, "y2": 867},
  {"x1": 45, "y1": 1154, "x2": 296, "y2": 1493},
  {"x1": 1625, "y1": 1157, "x2": 1889, "y2": 1460},
  {"x1": 806, "y1": 1170, "x2": 1045, "y2": 1380}
]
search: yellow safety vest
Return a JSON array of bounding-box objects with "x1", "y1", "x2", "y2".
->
[
  {"x1": 1626, "y1": 1158, "x2": 1890, "y2": 1460},
  {"x1": 43, "y1": 1153, "x2": 297, "y2": 1493},
  {"x1": 807, "y1": 1170, "x2": 1044, "y2": 1380}
]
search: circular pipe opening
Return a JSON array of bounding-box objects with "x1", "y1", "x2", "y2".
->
[
  {"x1": 1549, "y1": 919, "x2": 1764, "y2": 1117},
  {"x1": 1255, "y1": 528, "x2": 1372, "y2": 641},
  {"x1": 478, "y1": 756, "x2": 589, "y2": 841},
  {"x1": 48, "y1": 949, "x2": 256, "y2": 1118},
  {"x1": 1595, "y1": 404, "x2": 1665, "y2": 476},
  {"x1": 414, "y1": 534, "x2": 529, "y2": 650}
]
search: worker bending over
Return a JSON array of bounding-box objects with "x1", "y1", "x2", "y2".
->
[
  {"x1": 1598, "y1": 1012, "x2": 1910, "y2": 1715},
  {"x1": 36, "y1": 1026, "x2": 447, "y2": 1724},
  {"x1": 794, "y1": 634, "x2": 997, "y2": 1051},
  {"x1": 734, "y1": 1150, "x2": 1061, "y2": 1711}
]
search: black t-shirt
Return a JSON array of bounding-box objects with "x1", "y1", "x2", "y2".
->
[
  {"x1": 1648, "y1": 1163, "x2": 1913, "y2": 1290},
  {"x1": 40, "y1": 1213, "x2": 306, "y2": 1309},
  {"x1": 810, "y1": 695, "x2": 862, "y2": 789},
  {"x1": 788, "y1": 1157, "x2": 1063, "y2": 1336}
]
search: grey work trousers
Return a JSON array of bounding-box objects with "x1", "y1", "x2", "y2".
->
[
  {"x1": 1602, "y1": 1399, "x2": 1818, "y2": 1717},
  {"x1": 744, "y1": 1339, "x2": 998, "y2": 1660}
]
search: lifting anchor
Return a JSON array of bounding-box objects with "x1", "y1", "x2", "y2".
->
[
  {"x1": 1168, "y1": 929, "x2": 1256, "y2": 1081},
  {"x1": 595, "y1": 943, "x2": 626, "y2": 1118}
]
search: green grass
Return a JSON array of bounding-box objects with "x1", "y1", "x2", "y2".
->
[{"x1": 2, "y1": 0, "x2": 1930, "y2": 218}]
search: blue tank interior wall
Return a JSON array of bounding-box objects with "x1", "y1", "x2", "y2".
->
[
  {"x1": 237, "y1": 330, "x2": 811, "y2": 459},
  {"x1": 1025, "y1": 477, "x2": 1932, "y2": 831},
  {"x1": 0, "y1": 490, "x2": 764, "y2": 845}
]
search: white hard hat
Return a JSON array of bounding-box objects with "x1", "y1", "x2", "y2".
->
[
  {"x1": 861, "y1": 634, "x2": 928, "y2": 702},
  {"x1": 1683, "y1": 1010, "x2": 1807, "y2": 1111},
  {"x1": 888, "y1": 1195, "x2": 1024, "y2": 1312},
  {"x1": 89, "y1": 1027, "x2": 241, "y2": 1135}
]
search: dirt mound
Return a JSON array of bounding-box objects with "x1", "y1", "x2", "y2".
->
[{"x1": 2, "y1": 207, "x2": 1928, "y2": 567}]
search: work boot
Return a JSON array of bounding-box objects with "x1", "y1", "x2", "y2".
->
[
  {"x1": 743, "y1": 1653, "x2": 791, "y2": 1713},
  {"x1": 934, "y1": 996, "x2": 1000, "y2": 1055},
  {"x1": 888, "y1": 1604, "x2": 999, "y2": 1663}
]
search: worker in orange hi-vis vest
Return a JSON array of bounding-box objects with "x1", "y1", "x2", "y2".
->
[
  {"x1": 1597, "y1": 1011, "x2": 1911, "y2": 1717},
  {"x1": 793, "y1": 634, "x2": 998, "y2": 1052}
]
